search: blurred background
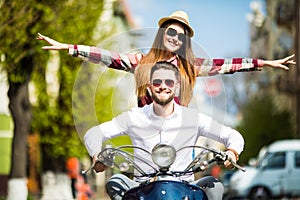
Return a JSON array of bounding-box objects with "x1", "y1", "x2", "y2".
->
[{"x1": 0, "y1": 0, "x2": 299, "y2": 199}]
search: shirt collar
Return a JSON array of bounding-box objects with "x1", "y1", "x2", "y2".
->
[
  {"x1": 148, "y1": 101, "x2": 181, "y2": 120},
  {"x1": 167, "y1": 55, "x2": 178, "y2": 67}
]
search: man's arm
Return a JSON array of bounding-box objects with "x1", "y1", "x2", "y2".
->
[
  {"x1": 197, "y1": 113, "x2": 244, "y2": 168},
  {"x1": 84, "y1": 112, "x2": 130, "y2": 172},
  {"x1": 84, "y1": 126, "x2": 105, "y2": 158}
]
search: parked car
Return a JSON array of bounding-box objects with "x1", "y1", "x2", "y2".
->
[{"x1": 228, "y1": 139, "x2": 300, "y2": 199}]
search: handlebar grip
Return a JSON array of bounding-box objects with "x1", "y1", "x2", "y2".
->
[
  {"x1": 227, "y1": 156, "x2": 246, "y2": 172},
  {"x1": 82, "y1": 160, "x2": 108, "y2": 174}
]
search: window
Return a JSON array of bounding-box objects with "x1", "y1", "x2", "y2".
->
[
  {"x1": 295, "y1": 151, "x2": 300, "y2": 168},
  {"x1": 261, "y1": 152, "x2": 285, "y2": 169}
]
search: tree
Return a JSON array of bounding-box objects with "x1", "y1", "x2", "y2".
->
[
  {"x1": 0, "y1": 0, "x2": 124, "y2": 198},
  {"x1": 0, "y1": 1, "x2": 54, "y2": 199},
  {"x1": 33, "y1": 16, "x2": 104, "y2": 172},
  {"x1": 236, "y1": 92, "x2": 293, "y2": 164}
]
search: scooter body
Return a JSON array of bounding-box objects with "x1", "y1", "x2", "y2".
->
[
  {"x1": 83, "y1": 144, "x2": 245, "y2": 200},
  {"x1": 123, "y1": 180, "x2": 208, "y2": 200}
]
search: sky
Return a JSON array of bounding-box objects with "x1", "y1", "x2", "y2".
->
[{"x1": 126, "y1": 0, "x2": 264, "y2": 58}]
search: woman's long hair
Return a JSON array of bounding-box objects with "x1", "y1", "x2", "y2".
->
[{"x1": 134, "y1": 20, "x2": 196, "y2": 106}]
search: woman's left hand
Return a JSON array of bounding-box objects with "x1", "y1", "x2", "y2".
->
[{"x1": 263, "y1": 54, "x2": 296, "y2": 70}]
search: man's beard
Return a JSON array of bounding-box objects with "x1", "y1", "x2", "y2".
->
[{"x1": 152, "y1": 91, "x2": 175, "y2": 106}]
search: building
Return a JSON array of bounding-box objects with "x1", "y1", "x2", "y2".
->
[{"x1": 248, "y1": 0, "x2": 299, "y2": 138}]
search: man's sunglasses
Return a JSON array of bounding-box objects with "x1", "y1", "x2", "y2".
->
[
  {"x1": 151, "y1": 79, "x2": 175, "y2": 88},
  {"x1": 166, "y1": 28, "x2": 185, "y2": 42}
]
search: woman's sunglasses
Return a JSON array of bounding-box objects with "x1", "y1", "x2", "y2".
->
[
  {"x1": 151, "y1": 79, "x2": 175, "y2": 88},
  {"x1": 166, "y1": 28, "x2": 185, "y2": 42}
]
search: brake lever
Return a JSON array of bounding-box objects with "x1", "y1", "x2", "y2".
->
[
  {"x1": 82, "y1": 160, "x2": 109, "y2": 174},
  {"x1": 192, "y1": 160, "x2": 209, "y2": 173},
  {"x1": 82, "y1": 161, "x2": 96, "y2": 174},
  {"x1": 215, "y1": 152, "x2": 246, "y2": 172},
  {"x1": 82, "y1": 147, "x2": 115, "y2": 174},
  {"x1": 226, "y1": 156, "x2": 246, "y2": 172}
]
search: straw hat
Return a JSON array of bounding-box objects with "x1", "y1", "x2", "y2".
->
[{"x1": 158, "y1": 10, "x2": 194, "y2": 37}]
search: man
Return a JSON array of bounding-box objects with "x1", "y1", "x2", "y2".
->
[{"x1": 84, "y1": 61, "x2": 244, "y2": 200}]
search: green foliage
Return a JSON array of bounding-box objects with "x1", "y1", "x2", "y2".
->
[
  {"x1": 31, "y1": 1, "x2": 106, "y2": 160},
  {"x1": 0, "y1": 0, "x2": 61, "y2": 179},
  {"x1": 236, "y1": 93, "x2": 293, "y2": 164},
  {"x1": 0, "y1": 0, "x2": 49, "y2": 81},
  {"x1": 1, "y1": 0, "x2": 130, "y2": 172},
  {"x1": 30, "y1": 0, "x2": 133, "y2": 163}
]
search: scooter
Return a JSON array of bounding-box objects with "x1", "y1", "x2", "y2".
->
[{"x1": 83, "y1": 143, "x2": 245, "y2": 200}]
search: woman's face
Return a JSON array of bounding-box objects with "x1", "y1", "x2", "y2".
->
[{"x1": 163, "y1": 23, "x2": 186, "y2": 53}]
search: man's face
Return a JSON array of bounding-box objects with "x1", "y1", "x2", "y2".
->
[{"x1": 149, "y1": 69, "x2": 178, "y2": 106}]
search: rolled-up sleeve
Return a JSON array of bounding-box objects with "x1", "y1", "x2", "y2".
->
[
  {"x1": 68, "y1": 44, "x2": 142, "y2": 72},
  {"x1": 84, "y1": 112, "x2": 130, "y2": 157},
  {"x1": 197, "y1": 113, "x2": 244, "y2": 154},
  {"x1": 84, "y1": 126, "x2": 104, "y2": 157},
  {"x1": 194, "y1": 57, "x2": 262, "y2": 76}
]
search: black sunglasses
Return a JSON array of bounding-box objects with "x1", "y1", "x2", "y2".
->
[
  {"x1": 151, "y1": 79, "x2": 175, "y2": 88},
  {"x1": 166, "y1": 28, "x2": 185, "y2": 42}
]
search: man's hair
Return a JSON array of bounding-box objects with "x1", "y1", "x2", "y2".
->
[{"x1": 150, "y1": 61, "x2": 179, "y2": 81}]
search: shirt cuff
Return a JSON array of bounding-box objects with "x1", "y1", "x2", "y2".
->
[
  {"x1": 68, "y1": 44, "x2": 78, "y2": 57},
  {"x1": 227, "y1": 148, "x2": 239, "y2": 161},
  {"x1": 257, "y1": 59, "x2": 264, "y2": 67}
]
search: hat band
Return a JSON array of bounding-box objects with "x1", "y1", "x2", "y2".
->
[{"x1": 172, "y1": 16, "x2": 189, "y2": 25}]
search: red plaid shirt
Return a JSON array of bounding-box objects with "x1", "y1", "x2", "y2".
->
[{"x1": 69, "y1": 45, "x2": 263, "y2": 106}]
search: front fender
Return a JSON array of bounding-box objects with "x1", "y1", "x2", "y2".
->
[{"x1": 123, "y1": 180, "x2": 208, "y2": 200}]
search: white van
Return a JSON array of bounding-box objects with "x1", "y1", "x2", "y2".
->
[{"x1": 228, "y1": 139, "x2": 300, "y2": 199}]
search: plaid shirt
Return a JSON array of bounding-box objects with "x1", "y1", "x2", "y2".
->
[
  {"x1": 69, "y1": 45, "x2": 263, "y2": 75},
  {"x1": 69, "y1": 45, "x2": 263, "y2": 105}
]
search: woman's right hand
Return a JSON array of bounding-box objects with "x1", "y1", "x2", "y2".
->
[{"x1": 36, "y1": 33, "x2": 69, "y2": 50}]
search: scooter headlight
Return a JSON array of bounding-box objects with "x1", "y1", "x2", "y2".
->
[{"x1": 151, "y1": 144, "x2": 176, "y2": 169}]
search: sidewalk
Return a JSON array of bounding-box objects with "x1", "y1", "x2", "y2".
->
[{"x1": 90, "y1": 184, "x2": 109, "y2": 200}]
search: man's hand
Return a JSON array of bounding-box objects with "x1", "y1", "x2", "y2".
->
[
  {"x1": 92, "y1": 155, "x2": 108, "y2": 173},
  {"x1": 224, "y1": 149, "x2": 238, "y2": 169}
]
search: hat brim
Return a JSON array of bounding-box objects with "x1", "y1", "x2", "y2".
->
[{"x1": 158, "y1": 17, "x2": 194, "y2": 37}]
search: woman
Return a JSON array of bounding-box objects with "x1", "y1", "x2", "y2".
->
[{"x1": 37, "y1": 10, "x2": 295, "y2": 107}]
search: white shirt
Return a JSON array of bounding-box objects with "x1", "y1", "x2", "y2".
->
[{"x1": 84, "y1": 102, "x2": 244, "y2": 175}]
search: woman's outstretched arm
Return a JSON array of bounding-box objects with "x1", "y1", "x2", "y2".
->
[
  {"x1": 37, "y1": 33, "x2": 142, "y2": 72},
  {"x1": 195, "y1": 54, "x2": 295, "y2": 76},
  {"x1": 260, "y1": 54, "x2": 295, "y2": 70}
]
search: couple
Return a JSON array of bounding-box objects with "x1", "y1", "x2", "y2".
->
[
  {"x1": 38, "y1": 10, "x2": 295, "y2": 107},
  {"x1": 38, "y1": 10, "x2": 293, "y2": 199},
  {"x1": 84, "y1": 61, "x2": 244, "y2": 200}
]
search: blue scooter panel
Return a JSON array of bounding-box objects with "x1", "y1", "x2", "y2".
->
[{"x1": 122, "y1": 180, "x2": 208, "y2": 200}]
